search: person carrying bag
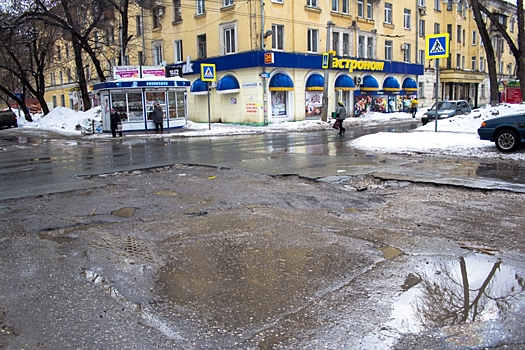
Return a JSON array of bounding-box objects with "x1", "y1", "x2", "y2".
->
[{"x1": 335, "y1": 101, "x2": 346, "y2": 135}]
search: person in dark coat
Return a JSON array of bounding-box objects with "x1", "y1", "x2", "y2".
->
[
  {"x1": 152, "y1": 102, "x2": 164, "y2": 133},
  {"x1": 110, "y1": 108, "x2": 122, "y2": 137},
  {"x1": 335, "y1": 101, "x2": 346, "y2": 135}
]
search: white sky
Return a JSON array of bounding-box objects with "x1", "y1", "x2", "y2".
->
[{"x1": 9, "y1": 102, "x2": 525, "y2": 161}]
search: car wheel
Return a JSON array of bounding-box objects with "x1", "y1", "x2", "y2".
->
[{"x1": 495, "y1": 129, "x2": 520, "y2": 152}]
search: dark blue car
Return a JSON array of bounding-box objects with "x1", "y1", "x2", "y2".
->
[{"x1": 478, "y1": 113, "x2": 525, "y2": 152}]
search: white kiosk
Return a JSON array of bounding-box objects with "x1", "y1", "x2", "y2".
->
[{"x1": 93, "y1": 66, "x2": 190, "y2": 132}]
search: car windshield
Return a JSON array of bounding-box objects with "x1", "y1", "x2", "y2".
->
[{"x1": 430, "y1": 102, "x2": 456, "y2": 112}]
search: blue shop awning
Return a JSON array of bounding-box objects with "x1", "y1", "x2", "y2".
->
[
  {"x1": 217, "y1": 75, "x2": 240, "y2": 94},
  {"x1": 402, "y1": 77, "x2": 418, "y2": 92},
  {"x1": 383, "y1": 77, "x2": 400, "y2": 92},
  {"x1": 305, "y1": 74, "x2": 324, "y2": 91},
  {"x1": 360, "y1": 75, "x2": 379, "y2": 91},
  {"x1": 269, "y1": 73, "x2": 294, "y2": 91},
  {"x1": 334, "y1": 75, "x2": 355, "y2": 91},
  {"x1": 190, "y1": 78, "x2": 208, "y2": 95}
]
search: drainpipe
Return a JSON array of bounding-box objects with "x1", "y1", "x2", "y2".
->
[{"x1": 261, "y1": 0, "x2": 268, "y2": 125}]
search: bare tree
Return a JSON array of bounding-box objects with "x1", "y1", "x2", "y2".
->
[
  {"x1": 0, "y1": 9, "x2": 54, "y2": 119},
  {"x1": 471, "y1": 0, "x2": 525, "y2": 103}
]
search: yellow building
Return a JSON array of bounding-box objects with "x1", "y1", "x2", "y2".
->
[{"x1": 45, "y1": 0, "x2": 519, "y2": 120}]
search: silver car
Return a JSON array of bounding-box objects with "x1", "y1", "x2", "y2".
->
[{"x1": 421, "y1": 100, "x2": 472, "y2": 125}]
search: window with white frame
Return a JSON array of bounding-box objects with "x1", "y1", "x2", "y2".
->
[
  {"x1": 404, "y1": 9, "x2": 411, "y2": 29},
  {"x1": 358, "y1": 0, "x2": 364, "y2": 18},
  {"x1": 136, "y1": 15, "x2": 143, "y2": 36},
  {"x1": 471, "y1": 56, "x2": 476, "y2": 70},
  {"x1": 358, "y1": 35, "x2": 365, "y2": 57},
  {"x1": 138, "y1": 51, "x2": 144, "y2": 65},
  {"x1": 85, "y1": 66, "x2": 91, "y2": 80},
  {"x1": 332, "y1": 0, "x2": 338, "y2": 12},
  {"x1": 272, "y1": 24, "x2": 284, "y2": 51},
  {"x1": 480, "y1": 84, "x2": 486, "y2": 98},
  {"x1": 223, "y1": 0, "x2": 233, "y2": 7},
  {"x1": 50, "y1": 72, "x2": 56, "y2": 86},
  {"x1": 434, "y1": 22, "x2": 440, "y2": 34},
  {"x1": 418, "y1": 0, "x2": 425, "y2": 6},
  {"x1": 343, "y1": 33, "x2": 349, "y2": 55},
  {"x1": 385, "y1": 40, "x2": 392, "y2": 60},
  {"x1": 462, "y1": 55, "x2": 465, "y2": 70},
  {"x1": 499, "y1": 61, "x2": 504, "y2": 75},
  {"x1": 342, "y1": 0, "x2": 348, "y2": 13},
  {"x1": 307, "y1": 0, "x2": 317, "y2": 7},
  {"x1": 332, "y1": 31, "x2": 340, "y2": 55},
  {"x1": 434, "y1": 0, "x2": 440, "y2": 11},
  {"x1": 457, "y1": 25, "x2": 461, "y2": 43},
  {"x1": 56, "y1": 46, "x2": 61, "y2": 60},
  {"x1": 307, "y1": 28, "x2": 318, "y2": 52},
  {"x1": 124, "y1": 55, "x2": 130, "y2": 65},
  {"x1": 419, "y1": 19, "x2": 425, "y2": 36},
  {"x1": 174, "y1": 40, "x2": 183, "y2": 62},
  {"x1": 60, "y1": 71, "x2": 63, "y2": 85},
  {"x1": 153, "y1": 10, "x2": 161, "y2": 28},
  {"x1": 366, "y1": 0, "x2": 373, "y2": 19},
  {"x1": 456, "y1": 54, "x2": 460, "y2": 69},
  {"x1": 419, "y1": 49, "x2": 425, "y2": 65},
  {"x1": 153, "y1": 43, "x2": 163, "y2": 65},
  {"x1": 197, "y1": 34, "x2": 206, "y2": 58},
  {"x1": 418, "y1": 81, "x2": 424, "y2": 97},
  {"x1": 510, "y1": 17, "x2": 515, "y2": 32},
  {"x1": 508, "y1": 63, "x2": 513, "y2": 76},
  {"x1": 67, "y1": 68, "x2": 72, "y2": 83},
  {"x1": 472, "y1": 30, "x2": 477, "y2": 45},
  {"x1": 403, "y1": 43, "x2": 411, "y2": 62},
  {"x1": 173, "y1": 0, "x2": 182, "y2": 21},
  {"x1": 367, "y1": 37, "x2": 373, "y2": 58},
  {"x1": 196, "y1": 0, "x2": 205, "y2": 15},
  {"x1": 221, "y1": 23, "x2": 237, "y2": 55},
  {"x1": 65, "y1": 43, "x2": 70, "y2": 58},
  {"x1": 385, "y1": 3, "x2": 392, "y2": 24},
  {"x1": 480, "y1": 57, "x2": 485, "y2": 71}
]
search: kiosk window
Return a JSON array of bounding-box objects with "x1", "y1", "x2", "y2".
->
[{"x1": 127, "y1": 92, "x2": 143, "y2": 122}]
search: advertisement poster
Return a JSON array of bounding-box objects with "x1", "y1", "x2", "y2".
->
[
  {"x1": 246, "y1": 102, "x2": 258, "y2": 113},
  {"x1": 141, "y1": 66, "x2": 166, "y2": 78},
  {"x1": 506, "y1": 82, "x2": 522, "y2": 104},
  {"x1": 305, "y1": 91, "x2": 322, "y2": 117},
  {"x1": 113, "y1": 66, "x2": 140, "y2": 79},
  {"x1": 271, "y1": 91, "x2": 287, "y2": 116}
]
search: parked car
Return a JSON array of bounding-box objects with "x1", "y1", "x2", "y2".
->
[
  {"x1": 0, "y1": 109, "x2": 18, "y2": 129},
  {"x1": 421, "y1": 100, "x2": 472, "y2": 125},
  {"x1": 477, "y1": 113, "x2": 525, "y2": 152}
]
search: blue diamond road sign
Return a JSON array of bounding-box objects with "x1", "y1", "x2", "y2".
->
[{"x1": 426, "y1": 33, "x2": 450, "y2": 59}]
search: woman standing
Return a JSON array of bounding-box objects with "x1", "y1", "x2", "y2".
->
[{"x1": 152, "y1": 102, "x2": 164, "y2": 133}]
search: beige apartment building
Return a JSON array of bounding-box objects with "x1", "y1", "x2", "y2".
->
[{"x1": 45, "y1": 0, "x2": 518, "y2": 125}]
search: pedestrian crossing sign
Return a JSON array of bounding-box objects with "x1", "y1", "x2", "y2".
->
[
  {"x1": 426, "y1": 33, "x2": 450, "y2": 59},
  {"x1": 201, "y1": 64, "x2": 216, "y2": 82}
]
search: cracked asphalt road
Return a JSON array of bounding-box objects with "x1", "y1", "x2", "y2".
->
[{"x1": 1, "y1": 163, "x2": 525, "y2": 349}]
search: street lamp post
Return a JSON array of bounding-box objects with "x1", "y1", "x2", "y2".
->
[{"x1": 321, "y1": 21, "x2": 334, "y2": 122}]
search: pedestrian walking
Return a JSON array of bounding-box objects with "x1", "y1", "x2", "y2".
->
[
  {"x1": 335, "y1": 101, "x2": 346, "y2": 135},
  {"x1": 410, "y1": 98, "x2": 418, "y2": 118},
  {"x1": 110, "y1": 108, "x2": 122, "y2": 137},
  {"x1": 152, "y1": 102, "x2": 164, "y2": 133}
]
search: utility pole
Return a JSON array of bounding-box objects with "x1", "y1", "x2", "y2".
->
[{"x1": 321, "y1": 21, "x2": 334, "y2": 122}]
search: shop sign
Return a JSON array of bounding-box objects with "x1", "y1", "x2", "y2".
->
[
  {"x1": 264, "y1": 52, "x2": 274, "y2": 64},
  {"x1": 114, "y1": 66, "x2": 140, "y2": 79},
  {"x1": 246, "y1": 102, "x2": 258, "y2": 113},
  {"x1": 259, "y1": 72, "x2": 270, "y2": 78},
  {"x1": 141, "y1": 66, "x2": 166, "y2": 78},
  {"x1": 506, "y1": 87, "x2": 522, "y2": 103},
  {"x1": 329, "y1": 58, "x2": 385, "y2": 73}
]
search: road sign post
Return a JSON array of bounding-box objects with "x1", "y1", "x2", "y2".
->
[
  {"x1": 201, "y1": 64, "x2": 216, "y2": 130},
  {"x1": 426, "y1": 33, "x2": 450, "y2": 132}
]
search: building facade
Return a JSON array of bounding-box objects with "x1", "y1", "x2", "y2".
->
[{"x1": 44, "y1": 0, "x2": 519, "y2": 121}]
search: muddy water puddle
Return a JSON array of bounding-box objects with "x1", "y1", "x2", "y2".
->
[{"x1": 377, "y1": 254, "x2": 525, "y2": 348}]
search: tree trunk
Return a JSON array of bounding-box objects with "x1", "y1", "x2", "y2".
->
[
  {"x1": 73, "y1": 38, "x2": 91, "y2": 111},
  {"x1": 471, "y1": 0, "x2": 500, "y2": 106}
]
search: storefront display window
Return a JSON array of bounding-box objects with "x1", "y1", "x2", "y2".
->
[
  {"x1": 271, "y1": 91, "x2": 287, "y2": 116},
  {"x1": 145, "y1": 91, "x2": 166, "y2": 120},
  {"x1": 127, "y1": 92, "x2": 144, "y2": 122},
  {"x1": 305, "y1": 91, "x2": 322, "y2": 116},
  {"x1": 168, "y1": 91, "x2": 185, "y2": 119},
  {"x1": 111, "y1": 93, "x2": 128, "y2": 121}
]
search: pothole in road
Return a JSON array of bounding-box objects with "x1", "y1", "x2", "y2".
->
[
  {"x1": 39, "y1": 223, "x2": 105, "y2": 242},
  {"x1": 111, "y1": 207, "x2": 136, "y2": 218}
]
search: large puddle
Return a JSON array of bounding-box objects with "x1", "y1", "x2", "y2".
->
[{"x1": 380, "y1": 255, "x2": 525, "y2": 348}]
